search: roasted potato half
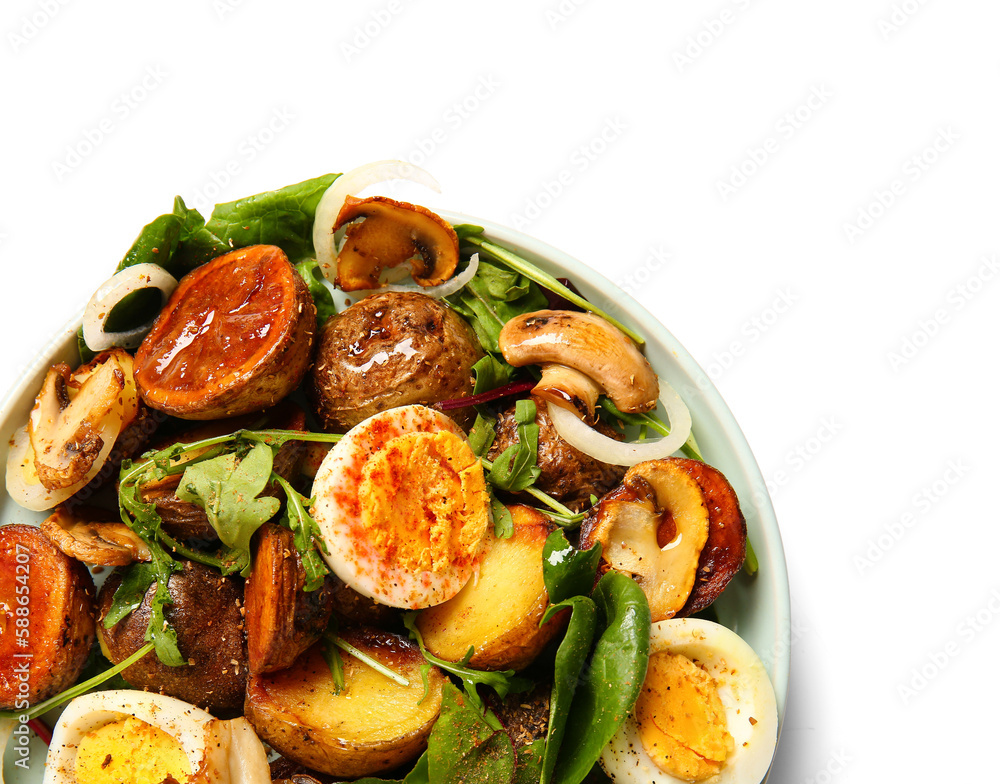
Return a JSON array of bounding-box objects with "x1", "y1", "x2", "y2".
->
[
  {"x1": 309, "y1": 291, "x2": 482, "y2": 432},
  {"x1": 245, "y1": 628, "x2": 445, "y2": 779},
  {"x1": 416, "y1": 505, "x2": 565, "y2": 671},
  {"x1": 0, "y1": 524, "x2": 96, "y2": 709},
  {"x1": 245, "y1": 523, "x2": 335, "y2": 675},
  {"x1": 97, "y1": 560, "x2": 248, "y2": 716}
]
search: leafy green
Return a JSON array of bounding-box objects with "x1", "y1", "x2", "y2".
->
[
  {"x1": 468, "y1": 412, "x2": 497, "y2": 458},
  {"x1": 462, "y1": 233, "x2": 645, "y2": 348},
  {"x1": 487, "y1": 399, "x2": 541, "y2": 493},
  {"x1": 550, "y1": 573, "x2": 651, "y2": 784},
  {"x1": 404, "y1": 613, "x2": 531, "y2": 713},
  {"x1": 176, "y1": 441, "x2": 281, "y2": 577},
  {"x1": 447, "y1": 259, "x2": 547, "y2": 355},
  {"x1": 204, "y1": 173, "x2": 339, "y2": 262},
  {"x1": 471, "y1": 353, "x2": 516, "y2": 395},
  {"x1": 427, "y1": 684, "x2": 517, "y2": 784},
  {"x1": 490, "y1": 494, "x2": 514, "y2": 539},
  {"x1": 541, "y1": 529, "x2": 602, "y2": 606},
  {"x1": 272, "y1": 474, "x2": 330, "y2": 591},
  {"x1": 103, "y1": 562, "x2": 157, "y2": 629},
  {"x1": 295, "y1": 257, "x2": 337, "y2": 329},
  {"x1": 540, "y1": 595, "x2": 598, "y2": 784},
  {"x1": 597, "y1": 397, "x2": 703, "y2": 461}
]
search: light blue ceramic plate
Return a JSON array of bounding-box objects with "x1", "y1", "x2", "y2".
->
[{"x1": 1, "y1": 214, "x2": 789, "y2": 782}]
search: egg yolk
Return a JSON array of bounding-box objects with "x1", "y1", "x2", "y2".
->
[
  {"x1": 74, "y1": 716, "x2": 192, "y2": 784},
  {"x1": 358, "y1": 430, "x2": 488, "y2": 574},
  {"x1": 635, "y1": 652, "x2": 734, "y2": 782}
]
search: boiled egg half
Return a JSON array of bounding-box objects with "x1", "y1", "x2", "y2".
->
[
  {"x1": 42, "y1": 689, "x2": 270, "y2": 784},
  {"x1": 312, "y1": 404, "x2": 490, "y2": 609},
  {"x1": 602, "y1": 618, "x2": 778, "y2": 784}
]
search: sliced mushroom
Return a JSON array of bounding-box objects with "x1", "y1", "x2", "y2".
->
[
  {"x1": 333, "y1": 196, "x2": 459, "y2": 291},
  {"x1": 28, "y1": 349, "x2": 140, "y2": 493},
  {"x1": 580, "y1": 458, "x2": 746, "y2": 621},
  {"x1": 581, "y1": 459, "x2": 710, "y2": 622},
  {"x1": 41, "y1": 504, "x2": 151, "y2": 567},
  {"x1": 498, "y1": 310, "x2": 658, "y2": 421}
]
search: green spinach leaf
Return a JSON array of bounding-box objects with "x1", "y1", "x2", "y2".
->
[
  {"x1": 295, "y1": 257, "x2": 337, "y2": 328},
  {"x1": 487, "y1": 399, "x2": 541, "y2": 492},
  {"x1": 428, "y1": 684, "x2": 517, "y2": 784},
  {"x1": 204, "y1": 173, "x2": 339, "y2": 262},
  {"x1": 542, "y1": 530, "x2": 602, "y2": 606},
  {"x1": 550, "y1": 573, "x2": 651, "y2": 784}
]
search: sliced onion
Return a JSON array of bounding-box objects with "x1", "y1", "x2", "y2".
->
[
  {"x1": 82, "y1": 262, "x2": 178, "y2": 351},
  {"x1": 313, "y1": 160, "x2": 441, "y2": 283},
  {"x1": 548, "y1": 380, "x2": 693, "y2": 467},
  {"x1": 348, "y1": 253, "x2": 480, "y2": 300}
]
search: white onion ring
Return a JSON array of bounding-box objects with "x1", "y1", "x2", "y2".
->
[
  {"x1": 548, "y1": 380, "x2": 693, "y2": 467},
  {"x1": 312, "y1": 160, "x2": 441, "y2": 283},
  {"x1": 348, "y1": 253, "x2": 480, "y2": 300},
  {"x1": 82, "y1": 262, "x2": 178, "y2": 351}
]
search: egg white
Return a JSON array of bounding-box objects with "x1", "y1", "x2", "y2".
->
[
  {"x1": 42, "y1": 689, "x2": 270, "y2": 784},
  {"x1": 312, "y1": 404, "x2": 487, "y2": 609},
  {"x1": 602, "y1": 618, "x2": 779, "y2": 784}
]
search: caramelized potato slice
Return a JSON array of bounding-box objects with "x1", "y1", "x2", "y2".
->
[
  {"x1": 333, "y1": 196, "x2": 459, "y2": 291},
  {"x1": 416, "y1": 505, "x2": 565, "y2": 671},
  {"x1": 245, "y1": 523, "x2": 335, "y2": 675},
  {"x1": 246, "y1": 629, "x2": 444, "y2": 779},
  {"x1": 0, "y1": 524, "x2": 96, "y2": 709},
  {"x1": 134, "y1": 245, "x2": 316, "y2": 420}
]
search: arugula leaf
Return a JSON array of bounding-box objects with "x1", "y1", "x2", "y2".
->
[
  {"x1": 487, "y1": 399, "x2": 541, "y2": 493},
  {"x1": 471, "y1": 353, "x2": 515, "y2": 395},
  {"x1": 295, "y1": 257, "x2": 337, "y2": 329},
  {"x1": 176, "y1": 442, "x2": 281, "y2": 577},
  {"x1": 204, "y1": 173, "x2": 339, "y2": 262},
  {"x1": 404, "y1": 613, "x2": 531, "y2": 713},
  {"x1": 542, "y1": 529, "x2": 602, "y2": 606},
  {"x1": 468, "y1": 412, "x2": 497, "y2": 458},
  {"x1": 272, "y1": 474, "x2": 330, "y2": 592},
  {"x1": 490, "y1": 494, "x2": 514, "y2": 539},
  {"x1": 447, "y1": 260, "x2": 547, "y2": 355},
  {"x1": 103, "y1": 562, "x2": 157, "y2": 629}
]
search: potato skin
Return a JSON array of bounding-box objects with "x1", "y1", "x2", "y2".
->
[
  {"x1": 245, "y1": 523, "x2": 335, "y2": 675},
  {"x1": 0, "y1": 524, "x2": 95, "y2": 709},
  {"x1": 309, "y1": 291, "x2": 482, "y2": 432},
  {"x1": 97, "y1": 560, "x2": 247, "y2": 716},
  {"x1": 489, "y1": 398, "x2": 625, "y2": 512},
  {"x1": 134, "y1": 244, "x2": 316, "y2": 420},
  {"x1": 246, "y1": 628, "x2": 444, "y2": 779}
]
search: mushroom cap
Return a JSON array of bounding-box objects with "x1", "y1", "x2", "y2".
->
[{"x1": 498, "y1": 310, "x2": 659, "y2": 414}]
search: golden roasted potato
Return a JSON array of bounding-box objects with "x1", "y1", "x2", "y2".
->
[
  {"x1": 416, "y1": 505, "x2": 565, "y2": 671},
  {"x1": 245, "y1": 628, "x2": 445, "y2": 779},
  {"x1": 245, "y1": 523, "x2": 335, "y2": 675},
  {"x1": 0, "y1": 524, "x2": 96, "y2": 709},
  {"x1": 97, "y1": 560, "x2": 247, "y2": 716}
]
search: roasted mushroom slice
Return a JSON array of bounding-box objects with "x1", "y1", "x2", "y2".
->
[
  {"x1": 333, "y1": 196, "x2": 459, "y2": 291},
  {"x1": 6, "y1": 349, "x2": 142, "y2": 511},
  {"x1": 499, "y1": 310, "x2": 658, "y2": 422},
  {"x1": 581, "y1": 458, "x2": 745, "y2": 622},
  {"x1": 40, "y1": 504, "x2": 151, "y2": 567}
]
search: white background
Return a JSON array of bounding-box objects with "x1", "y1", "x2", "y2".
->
[{"x1": 2, "y1": 1, "x2": 999, "y2": 781}]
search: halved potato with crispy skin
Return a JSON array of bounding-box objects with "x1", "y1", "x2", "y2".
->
[
  {"x1": 0, "y1": 524, "x2": 96, "y2": 709},
  {"x1": 581, "y1": 458, "x2": 745, "y2": 621},
  {"x1": 245, "y1": 628, "x2": 445, "y2": 779},
  {"x1": 245, "y1": 523, "x2": 335, "y2": 675},
  {"x1": 134, "y1": 244, "x2": 316, "y2": 420},
  {"x1": 416, "y1": 505, "x2": 565, "y2": 671}
]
